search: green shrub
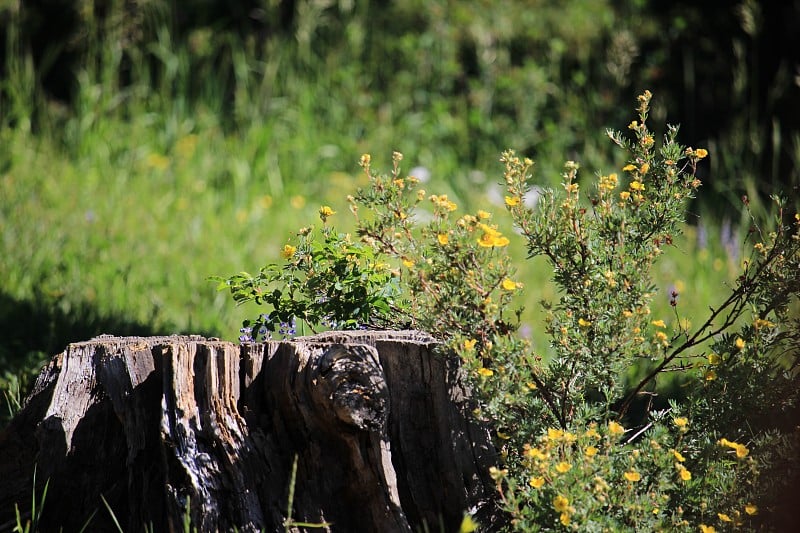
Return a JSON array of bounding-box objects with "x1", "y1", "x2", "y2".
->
[{"x1": 208, "y1": 92, "x2": 800, "y2": 530}]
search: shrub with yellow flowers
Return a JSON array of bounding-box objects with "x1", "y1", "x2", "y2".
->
[{"x1": 216, "y1": 92, "x2": 800, "y2": 530}]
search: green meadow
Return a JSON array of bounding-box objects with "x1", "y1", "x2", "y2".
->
[{"x1": 1, "y1": 0, "x2": 795, "y2": 422}]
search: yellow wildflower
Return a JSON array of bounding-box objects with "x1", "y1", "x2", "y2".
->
[
  {"x1": 477, "y1": 209, "x2": 491, "y2": 219},
  {"x1": 630, "y1": 181, "x2": 645, "y2": 191},
  {"x1": 745, "y1": 504, "x2": 758, "y2": 515},
  {"x1": 525, "y1": 446, "x2": 547, "y2": 460},
  {"x1": 584, "y1": 425, "x2": 600, "y2": 439},
  {"x1": 654, "y1": 331, "x2": 668, "y2": 344},
  {"x1": 585, "y1": 446, "x2": 599, "y2": 458},
  {"x1": 565, "y1": 183, "x2": 579, "y2": 194},
  {"x1": 623, "y1": 163, "x2": 637, "y2": 172},
  {"x1": 718, "y1": 513, "x2": 732, "y2": 522},
  {"x1": 704, "y1": 369, "x2": 717, "y2": 381},
  {"x1": 678, "y1": 467, "x2": 692, "y2": 481},
  {"x1": 526, "y1": 382, "x2": 538, "y2": 390},
  {"x1": 624, "y1": 470, "x2": 642, "y2": 482},
  {"x1": 672, "y1": 449, "x2": 686, "y2": 462},
  {"x1": 578, "y1": 318, "x2": 592, "y2": 328},
  {"x1": 555, "y1": 462, "x2": 572, "y2": 474},
  {"x1": 700, "y1": 524, "x2": 716, "y2": 533},
  {"x1": 501, "y1": 278, "x2": 520, "y2": 291},
  {"x1": 734, "y1": 337, "x2": 745, "y2": 350},
  {"x1": 478, "y1": 368, "x2": 494, "y2": 377},
  {"x1": 651, "y1": 319, "x2": 666, "y2": 328},
  {"x1": 628, "y1": 121, "x2": 638, "y2": 130},
  {"x1": 402, "y1": 258, "x2": 415, "y2": 268},
  {"x1": 547, "y1": 428, "x2": 564, "y2": 441},
  {"x1": 719, "y1": 438, "x2": 749, "y2": 458},
  {"x1": 608, "y1": 421, "x2": 625, "y2": 436},
  {"x1": 673, "y1": 417, "x2": 689, "y2": 429},
  {"x1": 504, "y1": 195, "x2": 520, "y2": 207},
  {"x1": 708, "y1": 353, "x2": 721, "y2": 365},
  {"x1": 640, "y1": 163, "x2": 650, "y2": 175},
  {"x1": 319, "y1": 205, "x2": 336, "y2": 221},
  {"x1": 553, "y1": 494, "x2": 570, "y2": 513},
  {"x1": 560, "y1": 513, "x2": 571, "y2": 526},
  {"x1": 359, "y1": 153, "x2": 371, "y2": 166},
  {"x1": 437, "y1": 233, "x2": 449, "y2": 245},
  {"x1": 753, "y1": 318, "x2": 774, "y2": 330},
  {"x1": 281, "y1": 243, "x2": 297, "y2": 259},
  {"x1": 529, "y1": 477, "x2": 545, "y2": 489},
  {"x1": 695, "y1": 148, "x2": 708, "y2": 159},
  {"x1": 476, "y1": 223, "x2": 510, "y2": 247},
  {"x1": 463, "y1": 339, "x2": 477, "y2": 351}
]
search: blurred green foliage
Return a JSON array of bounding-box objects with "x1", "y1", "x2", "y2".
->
[{"x1": 0, "y1": 0, "x2": 798, "y2": 427}]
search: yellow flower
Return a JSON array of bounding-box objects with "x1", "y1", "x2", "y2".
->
[
  {"x1": 708, "y1": 353, "x2": 721, "y2": 365},
  {"x1": 437, "y1": 233, "x2": 449, "y2": 245},
  {"x1": 547, "y1": 428, "x2": 564, "y2": 441},
  {"x1": 629, "y1": 181, "x2": 645, "y2": 191},
  {"x1": 704, "y1": 369, "x2": 717, "y2": 381},
  {"x1": 501, "y1": 278, "x2": 519, "y2": 291},
  {"x1": 553, "y1": 494, "x2": 570, "y2": 513},
  {"x1": 695, "y1": 148, "x2": 708, "y2": 159},
  {"x1": 718, "y1": 513, "x2": 732, "y2": 522},
  {"x1": 458, "y1": 514, "x2": 478, "y2": 533},
  {"x1": 734, "y1": 337, "x2": 745, "y2": 350},
  {"x1": 628, "y1": 120, "x2": 638, "y2": 130},
  {"x1": 555, "y1": 462, "x2": 572, "y2": 473},
  {"x1": 402, "y1": 258, "x2": 415, "y2": 268},
  {"x1": 619, "y1": 191, "x2": 631, "y2": 201},
  {"x1": 700, "y1": 524, "x2": 716, "y2": 533},
  {"x1": 477, "y1": 209, "x2": 491, "y2": 219},
  {"x1": 745, "y1": 504, "x2": 758, "y2": 516},
  {"x1": 624, "y1": 470, "x2": 641, "y2": 482},
  {"x1": 640, "y1": 163, "x2": 650, "y2": 175},
  {"x1": 578, "y1": 317, "x2": 592, "y2": 328},
  {"x1": 463, "y1": 339, "x2": 477, "y2": 351},
  {"x1": 735, "y1": 444, "x2": 749, "y2": 458},
  {"x1": 622, "y1": 163, "x2": 637, "y2": 172},
  {"x1": 584, "y1": 425, "x2": 600, "y2": 439},
  {"x1": 281, "y1": 244, "x2": 297, "y2": 259},
  {"x1": 585, "y1": 446, "x2": 599, "y2": 458},
  {"x1": 672, "y1": 449, "x2": 686, "y2": 462},
  {"x1": 526, "y1": 381, "x2": 538, "y2": 390},
  {"x1": 673, "y1": 417, "x2": 689, "y2": 428},
  {"x1": 504, "y1": 195, "x2": 520, "y2": 207},
  {"x1": 476, "y1": 223, "x2": 510, "y2": 247},
  {"x1": 559, "y1": 513, "x2": 571, "y2": 527},
  {"x1": 478, "y1": 368, "x2": 494, "y2": 377},
  {"x1": 678, "y1": 466, "x2": 691, "y2": 481},
  {"x1": 753, "y1": 318, "x2": 774, "y2": 330},
  {"x1": 529, "y1": 476, "x2": 545, "y2": 489},
  {"x1": 319, "y1": 205, "x2": 336, "y2": 221},
  {"x1": 718, "y1": 438, "x2": 749, "y2": 458},
  {"x1": 654, "y1": 331, "x2": 668, "y2": 344},
  {"x1": 525, "y1": 446, "x2": 547, "y2": 460},
  {"x1": 359, "y1": 153, "x2": 371, "y2": 166},
  {"x1": 651, "y1": 319, "x2": 666, "y2": 328},
  {"x1": 608, "y1": 421, "x2": 625, "y2": 436}
]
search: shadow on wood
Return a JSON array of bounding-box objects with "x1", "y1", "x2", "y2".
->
[{"x1": 0, "y1": 332, "x2": 502, "y2": 532}]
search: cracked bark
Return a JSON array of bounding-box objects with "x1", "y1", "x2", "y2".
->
[{"x1": 0, "y1": 332, "x2": 502, "y2": 532}]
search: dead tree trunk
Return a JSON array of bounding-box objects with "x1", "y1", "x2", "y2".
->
[{"x1": 0, "y1": 332, "x2": 502, "y2": 532}]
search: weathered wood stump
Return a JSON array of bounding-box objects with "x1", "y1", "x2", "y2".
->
[{"x1": 0, "y1": 332, "x2": 502, "y2": 532}]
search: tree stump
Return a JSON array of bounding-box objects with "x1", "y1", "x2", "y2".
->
[{"x1": 0, "y1": 332, "x2": 502, "y2": 532}]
